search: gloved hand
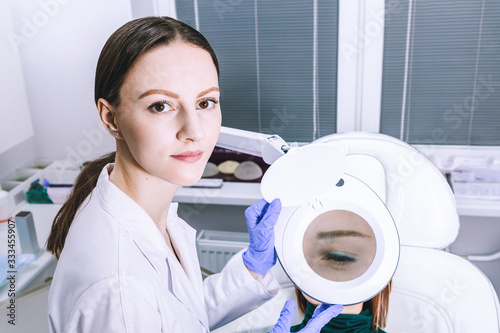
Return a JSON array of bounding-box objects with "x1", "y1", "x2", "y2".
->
[
  {"x1": 242, "y1": 198, "x2": 281, "y2": 275},
  {"x1": 271, "y1": 300, "x2": 344, "y2": 333}
]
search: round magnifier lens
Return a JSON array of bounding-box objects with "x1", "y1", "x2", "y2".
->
[
  {"x1": 303, "y1": 210, "x2": 376, "y2": 282},
  {"x1": 276, "y1": 174, "x2": 400, "y2": 305}
]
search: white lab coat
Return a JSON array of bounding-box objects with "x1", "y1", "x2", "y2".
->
[{"x1": 48, "y1": 163, "x2": 280, "y2": 332}]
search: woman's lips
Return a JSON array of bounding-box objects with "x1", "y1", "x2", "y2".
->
[{"x1": 171, "y1": 150, "x2": 203, "y2": 163}]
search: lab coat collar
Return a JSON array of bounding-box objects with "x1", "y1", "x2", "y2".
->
[
  {"x1": 166, "y1": 212, "x2": 205, "y2": 300},
  {"x1": 95, "y1": 163, "x2": 209, "y2": 330},
  {"x1": 95, "y1": 163, "x2": 173, "y2": 273},
  {"x1": 166, "y1": 256, "x2": 209, "y2": 331},
  {"x1": 164, "y1": 195, "x2": 209, "y2": 329}
]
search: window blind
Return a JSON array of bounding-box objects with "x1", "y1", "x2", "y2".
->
[
  {"x1": 380, "y1": 0, "x2": 500, "y2": 146},
  {"x1": 176, "y1": 0, "x2": 338, "y2": 142}
]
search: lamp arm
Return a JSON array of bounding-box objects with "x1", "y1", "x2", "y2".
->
[{"x1": 216, "y1": 126, "x2": 293, "y2": 164}]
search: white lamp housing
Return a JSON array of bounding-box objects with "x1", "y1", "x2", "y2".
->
[{"x1": 216, "y1": 126, "x2": 290, "y2": 165}]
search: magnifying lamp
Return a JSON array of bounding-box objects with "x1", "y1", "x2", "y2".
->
[{"x1": 216, "y1": 127, "x2": 400, "y2": 306}]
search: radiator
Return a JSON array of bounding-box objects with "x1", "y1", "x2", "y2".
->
[{"x1": 196, "y1": 230, "x2": 249, "y2": 274}]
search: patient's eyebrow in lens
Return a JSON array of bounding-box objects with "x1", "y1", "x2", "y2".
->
[{"x1": 316, "y1": 230, "x2": 371, "y2": 240}]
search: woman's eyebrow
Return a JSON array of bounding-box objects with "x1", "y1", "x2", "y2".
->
[
  {"x1": 137, "y1": 87, "x2": 219, "y2": 100},
  {"x1": 197, "y1": 87, "x2": 219, "y2": 98},
  {"x1": 316, "y1": 230, "x2": 370, "y2": 240},
  {"x1": 138, "y1": 89, "x2": 179, "y2": 99}
]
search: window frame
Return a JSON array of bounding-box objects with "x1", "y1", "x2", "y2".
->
[
  {"x1": 171, "y1": 0, "x2": 500, "y2": 167},
  {"x1": 337, "y1": 0, "x2": 500, "y2": 169}
]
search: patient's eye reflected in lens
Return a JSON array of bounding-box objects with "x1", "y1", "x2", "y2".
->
[{"x1": 303, "y1": 210, "x2": 376, "y2": 282}]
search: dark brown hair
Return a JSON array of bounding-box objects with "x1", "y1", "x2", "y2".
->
[
  {"x1": 46, "y1": 17, "x2": 219, "y2": 258},
  {"x1": 295, "y1": 282, "x2": 392, "y2": 331}
]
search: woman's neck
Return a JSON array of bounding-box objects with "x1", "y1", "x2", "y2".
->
[
  {"x1": 341, "y1": 303, "x2": 363, "y2": 314},
  {"x1": 109, "y1": 148, "x2": 178, "y2": 241},
  {"x1": 303, "y1": 293, "x2": 363, "y2": 314}
]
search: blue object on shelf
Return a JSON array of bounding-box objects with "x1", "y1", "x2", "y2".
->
[{"x1": 0, "y1": 253, "x2": 38, "y2": 288}]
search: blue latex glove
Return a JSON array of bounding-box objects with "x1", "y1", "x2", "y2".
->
[
  {"x1": 242, "y1": 198, "x2": 281, "y2": 275},
  {"x1": 271, "y1": 300, "x2": 344, "y2": 333}
]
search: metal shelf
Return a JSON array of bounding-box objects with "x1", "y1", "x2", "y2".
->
[{"x1": 174, "y1": 182, "x2": 261, "y2": 206}]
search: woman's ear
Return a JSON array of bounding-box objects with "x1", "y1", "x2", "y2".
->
[{"x1": 98, "y1": 98, "x2": 121, "y2": 138}]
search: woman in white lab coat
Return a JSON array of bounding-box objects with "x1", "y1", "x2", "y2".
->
[{"x1": 46, "y1": 17, "x2": 342, "y2": 332}]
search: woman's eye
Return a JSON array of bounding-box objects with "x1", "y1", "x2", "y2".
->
[
  {"x1": 322, "y1": 252, "x2": 357, "y2": 264},
  {"x1": 148, "y1": 101, "x2": 172, "y2": 113},
  {"x1": 198, "y1": 98, "x2": 219, "y2": 110}
]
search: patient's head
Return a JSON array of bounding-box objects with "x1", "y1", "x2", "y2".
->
[
  {"x1": 298, "y1": 209, "x2": 390, "y2": 330},
  {"x1": 295, "y1": 282, "x2": 392, "y2": 331}
]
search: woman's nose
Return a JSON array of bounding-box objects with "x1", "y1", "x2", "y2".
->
[{"x1": 176, "y1": 109, "x2": 205, "y2": 142}]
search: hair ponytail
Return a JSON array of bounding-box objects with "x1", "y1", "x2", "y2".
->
[{"x1": 46, "y1": 152, "x2": 115, "y2": 258}]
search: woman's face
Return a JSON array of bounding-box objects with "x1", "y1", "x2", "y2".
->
[
  {"x1": 113, "y1": 41, "x2": 221, "y2": 186},
  {"x1": 303, "y1": 210, "x2": 376, "y2": 282}
]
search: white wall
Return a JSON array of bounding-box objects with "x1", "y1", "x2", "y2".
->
[
  {"x1": 0, "y1": 0, "x2": 34, "y2": 157},
  {"x1": 0, "y1": 139, "x2": 36, "y2": 179},
  {"x1": 0, "y1": 0, "x2": 133, "y2": 176},
  {"x1": 129, "y1": 0, "x2": 177, "y2": 19}
]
